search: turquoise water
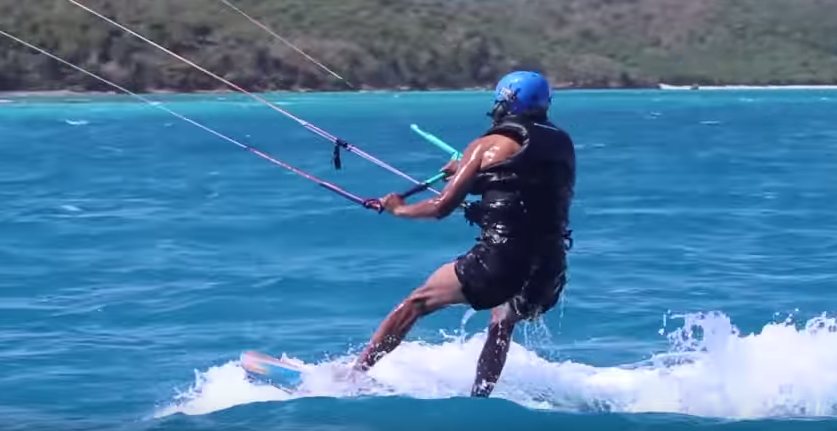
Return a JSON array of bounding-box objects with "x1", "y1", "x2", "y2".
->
[{"x1": 2, "y1": 89, "x2": 837, "y2": 430}]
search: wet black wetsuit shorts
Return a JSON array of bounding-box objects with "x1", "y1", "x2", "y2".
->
[{"x1": 454, "y1": 237, "x2": 566, "y2": 319}]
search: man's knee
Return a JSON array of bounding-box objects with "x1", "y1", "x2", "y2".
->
[
  {"x1": 407, "y1": 278, "x2": 465, "y2": 314},
  {"x1": 490, "y1": 304, "x2": 519, "y2": 326}
]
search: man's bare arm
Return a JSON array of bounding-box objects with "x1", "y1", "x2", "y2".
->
[
  {"x1": 391, "y1": 134, "x2": 520, "y2": 219},
  {"x1": 391, "y1": 138, "x2": 488, "y2": 219}
]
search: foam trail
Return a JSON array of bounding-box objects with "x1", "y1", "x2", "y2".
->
[
  {"x1": 157, "y1": 312, "x2": 837, "y2": 420},
  {"x1": 156, "y1": 361, "x2": 291, "y2": 417}
]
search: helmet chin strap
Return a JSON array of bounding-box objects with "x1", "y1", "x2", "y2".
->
[
  {"x1": 487, "y1": 99, "x2": 511, "y2": 123},
  {"x1": 487, "y1": 100, "x2": 549, "y2": 124}
]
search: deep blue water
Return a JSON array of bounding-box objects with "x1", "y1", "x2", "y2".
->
[{"x1": 2, "y1": 89, "x2": 837, "y2": 431}]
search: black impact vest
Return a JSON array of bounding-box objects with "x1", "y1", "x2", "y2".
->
[{"x1": 464, "y1": 115, "x2": 575, "y2": 250}]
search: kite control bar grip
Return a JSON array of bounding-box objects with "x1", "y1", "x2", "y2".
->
[
  {"x1": 362, "y1": 198, "x2": 384, "y2": 213},
  {"x1": 361, "y1": 188, "x2": 422, "y2": 214}
]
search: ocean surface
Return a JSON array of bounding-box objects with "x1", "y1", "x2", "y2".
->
[{"x1": 2, "y1": 89, "x2": 837, "y2": 431}]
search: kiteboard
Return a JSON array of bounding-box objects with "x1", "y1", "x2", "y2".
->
[
  {"x1": 240, "y1": 349, "x2": 395, "y2": 396},
  {"x1": 240, "y1": 350, "x2": 307, "y2": 392}
]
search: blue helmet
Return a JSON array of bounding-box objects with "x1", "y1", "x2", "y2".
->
[{"x1": 491, "y1": 71, "x2": 552, "y2": 119}]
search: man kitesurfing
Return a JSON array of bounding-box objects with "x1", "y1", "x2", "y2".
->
[
  {"x1": 5, "y1": 0, "x2": 579, "y2": 400},
  {"x1": 354, "y1": 71, "x2": 576, "y2": 397}
]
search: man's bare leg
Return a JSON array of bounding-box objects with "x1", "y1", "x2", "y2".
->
[
  {"x1": 471, "y1": 305, "x2": 520, "y2": 397},
  {"x1": 355, "y1": 262, "x2": 468, "y2": 371}
]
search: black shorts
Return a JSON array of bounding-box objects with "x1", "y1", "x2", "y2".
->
[{"x1": 454, "y1": 239, "x2": 567, "y2": 320}]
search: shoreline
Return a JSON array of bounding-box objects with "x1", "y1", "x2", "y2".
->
[{"x1": 4, "y1": 83, "x2": 837, "y2": 99}]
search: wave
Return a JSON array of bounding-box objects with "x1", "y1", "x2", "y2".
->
[{"x1": 151, "y1": 311, "x2": 837, "y2": 430}]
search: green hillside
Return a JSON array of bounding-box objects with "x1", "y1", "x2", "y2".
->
[{"x1": 1, "y1": 0, "x2": 836, "y2": 92}]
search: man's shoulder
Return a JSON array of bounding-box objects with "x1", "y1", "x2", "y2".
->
[
  {"x1": 482, "y1": 120, "x2": 529, "y2": 144},
  {"x1": 533, "y1": 119, "x2": 573, "y2": 144}
]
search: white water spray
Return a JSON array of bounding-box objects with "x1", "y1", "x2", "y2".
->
[{"x1": 156, "y1": 311, "x2": 837, "y2": 420}]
